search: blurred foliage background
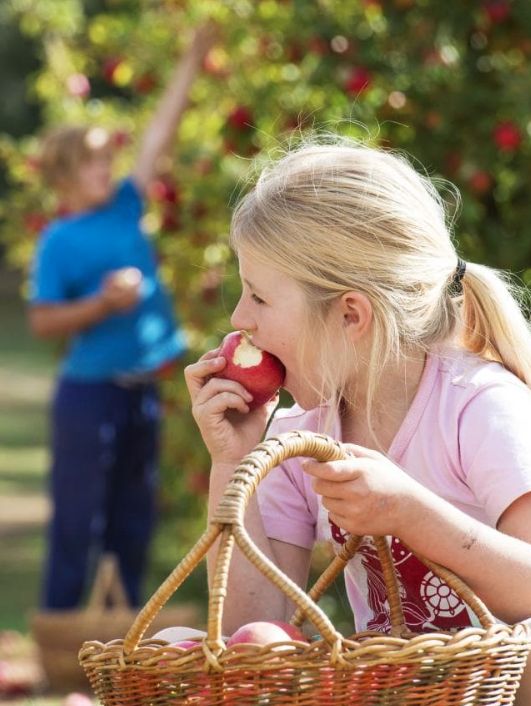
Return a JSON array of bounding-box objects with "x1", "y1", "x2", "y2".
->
[{"x1": 0, "y1": 0, "x2": 530, "y2": 633}]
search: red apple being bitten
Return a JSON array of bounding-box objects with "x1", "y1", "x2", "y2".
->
[{"x1": 215, "y1": 331, "x2": 286, "y2": 410}]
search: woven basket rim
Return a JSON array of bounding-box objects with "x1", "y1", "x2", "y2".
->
[{"x1": 79, "y1": 620, "x2": 531, "y2": 673}]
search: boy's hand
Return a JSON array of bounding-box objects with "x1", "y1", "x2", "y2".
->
[
  {"x1": 190, "y1": 20, "x2": 220, "y2": 58},
  {"x1": 100, "y1": 267, "x2": 143, "y2": 313}
]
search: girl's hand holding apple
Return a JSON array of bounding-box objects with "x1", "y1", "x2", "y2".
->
[{"x1": 184, "y1": 332, "x2": 283, "y2": 468}]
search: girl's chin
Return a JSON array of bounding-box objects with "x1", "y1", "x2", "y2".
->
[{"x1": 285, "y1": 382, "x2": 324, "y2": 411}]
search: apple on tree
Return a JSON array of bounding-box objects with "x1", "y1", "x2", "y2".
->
[{"x1": 215, "y1": 331, "x2": 286, "y2": 410}]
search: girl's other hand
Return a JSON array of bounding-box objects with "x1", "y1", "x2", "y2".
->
[{"x1": 302, "y1": 444, "x2": 425, "y2": 538}]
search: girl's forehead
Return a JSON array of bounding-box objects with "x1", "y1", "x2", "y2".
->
[
  {"x1": 238, "y1": 249, "x2": 277, "y2": 283},
  {"x1": 238, "y1": 250, "x2": 304, "y2": 299}
]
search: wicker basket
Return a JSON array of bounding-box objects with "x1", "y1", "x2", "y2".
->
[
  {"x1": 32, "y1": 553, "x2": 200, "y2": 692},
  {"x1": 79, "y1": 431, "x2": 531, "y2": 705}
]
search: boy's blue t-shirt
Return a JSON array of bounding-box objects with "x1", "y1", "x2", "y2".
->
[{"x1": 30, "y1": 177, "x2": 187, "y2": 381}]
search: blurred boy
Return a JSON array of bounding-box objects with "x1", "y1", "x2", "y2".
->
[{"x1": 29, "y1": 24, "x2": 216, "y2": 609}]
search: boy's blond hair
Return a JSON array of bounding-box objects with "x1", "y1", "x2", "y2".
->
[
  {"x1": 230, "y1": 138, "x2": 531, "y2": 439},
  {"x1": 39, "y1": 125, "x2": 111, "y2": 188}
]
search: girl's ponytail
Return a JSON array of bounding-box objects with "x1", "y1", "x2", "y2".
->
[{"x1": 461, "y1": 263, "x2": 531, "y2": 387}]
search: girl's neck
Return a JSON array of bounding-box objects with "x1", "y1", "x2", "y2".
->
[{"x1": 341, "y1": 349, "x2": 427, "y2": 451}]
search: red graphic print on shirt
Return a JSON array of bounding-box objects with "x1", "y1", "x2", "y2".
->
[{"x1": 328, "y1": 519, "x2": 473, "y2": 633}]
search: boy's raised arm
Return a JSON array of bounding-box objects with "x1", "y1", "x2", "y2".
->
[{"x1": 132, "y1": 22, "x2": 218, "y2": 193}]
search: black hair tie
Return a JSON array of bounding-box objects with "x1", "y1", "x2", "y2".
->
[{"x1": 451, "y1": 257, "x2": 466, "y2": 295}]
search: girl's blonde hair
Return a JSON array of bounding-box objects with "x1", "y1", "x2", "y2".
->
[
  {"x1": 230, "y1": 138, "x2": 531, "y2": 433},
  {"x1": 39, "y1": 125, "x2": 112, "y2": 188}
]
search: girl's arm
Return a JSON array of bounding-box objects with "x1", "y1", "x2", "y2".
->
[
  {"x1": 185, "y1": 352, "x2": 311, "y2": 635},
  {"x1": 132, "y1": 23, "x2": 217, "y2": 193},
  {"x1": 304, "y1": 451, "x2": 531, "y2": 624},
  {"x1": 397, "y1": 486, "x2": 531, "y2": 624},
  {"x1": 207, "y1": 462, "x2": 311, "y2": 635}
]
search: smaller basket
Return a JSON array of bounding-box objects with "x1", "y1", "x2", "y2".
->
[
  {"x1": 31, "y1": 553, "x2": 200, "y2": 692},
  {"x1": 79, "y1": 432, "x2": 531, "y2": 705}
]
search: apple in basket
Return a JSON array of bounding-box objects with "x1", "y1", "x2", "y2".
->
[
  {"x1": 226, "y1": 621, "x2": 293, "y2": 649},
  {"x1": 215, "y1": 331, "x2": 286, "y2": 410},
  {"x1": 62, "y1": 693, "x2": 93, "y2": 706},
  {"x1": 269, "y1": 620, "x2": 309, "y2": 642},
  {"x1": 151, "y1": 626, "x2": 206, "y2": 645}
]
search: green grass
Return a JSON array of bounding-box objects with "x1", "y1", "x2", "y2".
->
[{"x1": 0, "y1": 276, "x2": 54, "y2": 634}]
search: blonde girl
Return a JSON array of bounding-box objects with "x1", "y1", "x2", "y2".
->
[{"x1": 185, "y1": 139, "x2": 531, "y2": 702}]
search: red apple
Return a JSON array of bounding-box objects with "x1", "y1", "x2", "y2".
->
[
  {"x1": 344, "y1": 67, "x2": 372, "y2": 95},
  {"x1": 170, "y1": 640, "x2": 197, "y2": 649},
  {"x1": 226, "y1": 621, "x2": 292, "y2": 648},
  {"x1": 66, "y1": 73, "x2": 90, "y2": 98},
  {"x1": 113, "y1": 267, "x2": 142, "y2": 289},
  {"x1": 269, "y1": 620, "x2": 308, "y2": 642},
  {"x1": 24, "y1": 212, "x2": 48, "y2": 234},
  {"x1": 469, "y1": 170, "x2": 493, "y2": 195},
  {"x1": 227, "y1": 106, "x2": 254, "y2": 131},
  {"x1": 483, "y1": 0, "x2": 510, "y2": 24},
  {"x1": 215, "y1": 331, "x2": 286, "y2": 410},
  {"x1": 151, "y1": 626, "x2": 207, "y2": 642},
  {"x1": 62, "y1": 693, "x2": 93, "y2": 706},
  {"x1": 102, "y1": 57, "x2": 123, "y2": 84},
  {"x1": 148, "y1": 177, "x2": 180, "y2": 204},
  {"x1": 492, "y1": 120, "x2": 522, "y2": 152},
  {"x1": 135, "y1": 72, "x2": 157, "y2": 94},
  {"x1": 112, "y1": 130, "x2": 131, "y2": 149}
]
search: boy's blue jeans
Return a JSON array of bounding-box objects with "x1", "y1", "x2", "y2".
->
[{"x1": 42, "y1": 378, "x2": 160, "y2": 609}]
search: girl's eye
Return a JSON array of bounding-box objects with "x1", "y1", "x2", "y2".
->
[{"x1": 251, "y1": 293, "x2": 265, "y2": 305}]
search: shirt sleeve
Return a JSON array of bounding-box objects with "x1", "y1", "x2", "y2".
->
[
  {"x1": 114, "y1": 177, "x2": 144, "y2": 221},
  {"x1": 459, "y1": 381, "x2": 531, "y2": 524},
  {"x1": 28, "y1": 228, "x2": 69, "y2": 304},
  {"x1": 256, "y1": 415, "x2": 318, "y2": 549}
]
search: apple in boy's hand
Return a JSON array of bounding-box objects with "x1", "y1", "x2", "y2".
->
[
  {"x1": 113, "y1": 267, "x2": 143, "y2": 289},
  {"x1": 215, "y1": 331, "x2": 285, "y2": 410},
  {"x1": 101, "y1": 267, "x2": 143, "y2": 312}
]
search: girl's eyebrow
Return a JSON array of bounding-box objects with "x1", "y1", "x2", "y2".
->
[{"x1": 242, "y1": 277, "x2": 262, "y2": 293}]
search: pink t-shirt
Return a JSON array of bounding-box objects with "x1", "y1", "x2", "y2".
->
[{"x1": 257, "y1": 346, "x2": 531, "y2": 633}]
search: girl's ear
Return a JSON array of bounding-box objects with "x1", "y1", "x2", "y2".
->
[{"x1": 339, "y1": 291, "x2": 373, "y2": 341}]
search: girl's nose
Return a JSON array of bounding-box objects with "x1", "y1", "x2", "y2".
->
[{"x1": 230, "y1": 297, "x2": 254, "y2": 332}]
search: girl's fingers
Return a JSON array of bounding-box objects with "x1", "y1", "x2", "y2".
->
[
  {"x1": 321, "y1": 496, "x2": 345, "y2": 514},
  {"x1": 197, "y1": 390, "x2": 250, "y2": 417},
  {"x1": 198, "y1": 346, "x2": 221, "y2": 361},
  {"x1": 302, "y1": 459, "x2": 364, "y2": 481},
  {"x1": 184, "y1": 355, "x2": 226, "y2": 397},
  {"x1": 194, "y1": 377, "x2": 253, "y2": 407},
  {"x1": 310, "y1": 476, "x2": 351, "y2": 500},
  {"x1": 343, "y1": 443, "x2": 382, "y2": 460}
]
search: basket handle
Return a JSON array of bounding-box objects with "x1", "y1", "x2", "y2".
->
[
  {"x1": 123, "y1": 430, "x2": 497, "y2": 655},
  {"x1": 209, "y1": 430, "x2": 497, "y2": 637},
  {"x1": 87, "y1": 553, "x2": 129, "y2": 611}
]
